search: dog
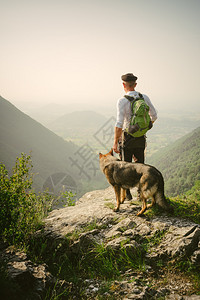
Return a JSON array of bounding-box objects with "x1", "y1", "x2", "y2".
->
[{"x1": 99, "y1": 149, "x2": 172, "y2": 216}]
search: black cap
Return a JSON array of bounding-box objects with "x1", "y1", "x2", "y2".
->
[{"x1": 121, "y1": 73, "x2": 138, "y2": 82}]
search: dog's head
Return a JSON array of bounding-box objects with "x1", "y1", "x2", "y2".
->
[
  {"x1": 99, "y1": 148, "x2": 113, "y2": 160},
  {"x1": 99, "y1": 149, "x2": 118, "y2": 173}
]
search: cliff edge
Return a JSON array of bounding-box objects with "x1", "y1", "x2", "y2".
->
[{"x1": 1, "y1": 187, "x2": 200, "y2": 299}]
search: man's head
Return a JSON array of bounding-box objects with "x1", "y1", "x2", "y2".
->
[{"x1": 121, "y1": 73, "x2": 137, "y2": 92}]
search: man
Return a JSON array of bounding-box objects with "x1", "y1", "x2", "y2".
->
[{"x1": 113, "y1": 73, "x2": 157, "y2": 199}]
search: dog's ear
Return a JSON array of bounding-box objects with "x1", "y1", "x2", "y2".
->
[
  {"x1": 109, "y1": 148, "x2": 113, "y2": 156},
  {"x1": 99, "y1": 153, "x2": 103, "y2": 159}
]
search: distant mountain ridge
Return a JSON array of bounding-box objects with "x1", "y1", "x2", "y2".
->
[
  {"x1": 47, "y1": 110, "x2": 107, "y2": 139},
  {"x1": 0, "y1": 96, "x2": 78, "y2": 191},
  {"x1": 147, "y1": 126, "x2": 200, "y2": 196},
  {"x1": 50, "y1": 110, "x2": 107, "y2": 127},
  {"x1": 1, "y1": 95, "x2": 200, "y2": 199}
]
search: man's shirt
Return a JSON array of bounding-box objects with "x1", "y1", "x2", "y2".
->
[{"x1": 115, "y1": 91, "x2": 157, "y2": 129}]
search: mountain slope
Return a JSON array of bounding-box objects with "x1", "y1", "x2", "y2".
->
[
  {"x1": 0, "y1": 96, "x2": 78, "y2": 190},
  {"x1": 49, "y1": 110, "x2": 107, "y2": 127},
  {"x1": 46, "y1": 110, "x2": 107, "y2": 140},
  {"x1": 147, "y1": 126, "x2": 200, "y2": 196}
]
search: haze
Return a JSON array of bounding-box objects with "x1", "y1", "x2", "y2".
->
[{"x1": 1, "y1": 0, "x2": 200, "y2": 114}]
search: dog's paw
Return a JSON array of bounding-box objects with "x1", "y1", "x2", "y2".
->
[{"x1": 114, "y1": 207, "x2": 119, "y2": 212}]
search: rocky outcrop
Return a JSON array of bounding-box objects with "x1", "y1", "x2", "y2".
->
[
  {"x1": 43, "y1": 187, "x2": 200, "y2": 299},
  {"x1": 0, "y1": 245, "x2": 53, "y2": 300},
  {"x1": 1, "y1": 187, "x2": 200, "y2": 299},
  {"x1": 45, "y1": 187, "x2": 200, "y2": 263}
]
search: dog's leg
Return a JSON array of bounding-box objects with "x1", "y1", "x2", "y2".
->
[
  {"x1": 137, "y1": 188, "x2": 141, "y2": 201},
  {"x1": 114, "y1": 185, "x2": 121, "y2": 212},
  {"x1": 147, "y1": 196, "x2": 156, "y2": 209},
  {"x1": 137, "y1": 195, "x2": 147, "y2": 216},
  {"x1": 121, "y1": 188, "x2": 126, "y2": 204}
]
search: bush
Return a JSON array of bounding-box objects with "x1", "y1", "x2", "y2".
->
[
  {"x1": 170, "y1": 181, "x2": 200, "y2": 224},
  {"x1": 0, "y1": 153, "x2": 53, "y2": 246}
]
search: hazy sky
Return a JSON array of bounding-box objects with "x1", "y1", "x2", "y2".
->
[{"x1": 1, "y1": 0, "x2": 200, "y2": 112}]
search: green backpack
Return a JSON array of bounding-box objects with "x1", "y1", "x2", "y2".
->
[{"x1": 124, "y1": 93, "x2": 153, "y2": 138}]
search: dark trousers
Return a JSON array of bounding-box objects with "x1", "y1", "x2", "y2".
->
[
  {"x1": 120, "y1": 133, "x2": 146, "y2": 198},
  {"x1": 124, "y1": 147, "x2": 145, "y2": 163},
  {"x1": 120, "y1": 133, "x2": 146, "y2": 164}
]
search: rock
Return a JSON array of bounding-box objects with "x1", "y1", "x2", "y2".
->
[
  {"x1": 147, "y1": 223, "x2": 200, "y2": 264},
  {"x1": 165, "y1": 294, "x2": 183, "y2": 300},
  {"x1": 44, "y1": 188, "x2": 200, "y2": 298},
  {"x1": 190, "y1": 241, "x2": 200, "y2": 266},
  {"x1": 0, "y1": 247, "x2": 53, "y2": 299},
  {"x1": 183, "y1": 296, "x2": 200, "y2": 300},
  {"x1": 123, "y1": 242, "x2": 142, "y2": 259},
  {"x1": 45, "y1": 187, "x2": 117, "y2": 236},
  {"x1": 136, "y1": 223, "x2": 151, "y2": 236},
  {"x1": 71, "y1": 231, "x2": 98, "y2": 253},
  {"x1": 106, "y1": 236, "x2": 129, "y2": 251},
  {"x1": 164, "y1": 225, "x2": 200, "y2": 257},
  {"x1": 166, "y1": 295, "x2": 200, "y2": 300},
  {"x1": 3, "y1": 186, "x2": 200, "y2": 299}
]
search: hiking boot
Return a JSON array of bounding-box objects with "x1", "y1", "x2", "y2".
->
[{"x1": 126, "y1": 189, "x2": 132, "y2": 200}]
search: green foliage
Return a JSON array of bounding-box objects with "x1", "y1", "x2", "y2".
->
[
  {"x1": 63, "y1": 191, "x2": 76, "y2": 206},
  {"x1": 55, "y1": 190, "x2": 76, "y2": 207},
  {"x1": 104, "y1": 201, "x2": 115, "y2": 210},
  {"x1": 170, "y1": 180, "x2": 200, "y2": 224},
  {"x1": 146, "y1": 230, "x2": 167, "y2": 247},
  {"x1": 147, "y1": 127, "x2": 200, "y2": 196},
  {"x1": 80, "y1": 242, "x2": 145, "y2": 280},
  {"x1": 143, "y1": 203, "x2": 163, "y2": 219},
  {"x1": 28, "y1": 219, "x2": 145, "y2": 292},
  {"x1": 64, "y1": 219, "x2": 108, "y2": 242},
  {"x1": 170, "y1": 258, "x2": 200, "y2": 294},
  {"x1": 30, "y1": 238, "x2": 145, "y2": 285},
  {"x1": 0, "y1": 153, "x2": 53, "y2": 245},
  {"x1": 144, "y1": 181, "x2": 200, "y2": 224},
  {"x1": 44, "y1": 266, "x2": 73, "y2": 300}
]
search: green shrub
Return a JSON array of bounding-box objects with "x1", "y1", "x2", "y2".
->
[
  {"x1": 170, "y1": 180, "x2": 200, "y2": 224},
  {"x1": 0, "y1": 153, "x2": 53, "y2": 246}
]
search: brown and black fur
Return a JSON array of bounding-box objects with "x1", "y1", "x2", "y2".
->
[{"x1": 99, "y1": 149, "x2": 172, "y2": 216}]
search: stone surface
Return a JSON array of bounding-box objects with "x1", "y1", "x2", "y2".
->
[
  {"x1": 2, "y1": 186, "x2": 200, "y2": 299},
  {"x1": 43, "y1": 186, "x2": 200, "y2": 299},
  {"x1": 45, "y1": 187, "x2": 200, "y2": 265},
  {"x1": 0, "y1": 247, "x2": 53, "y2": 299}
]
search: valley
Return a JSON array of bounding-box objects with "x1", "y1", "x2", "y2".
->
[{"x1": 0, "y1": 96, "x2": 200, "y2": 200}]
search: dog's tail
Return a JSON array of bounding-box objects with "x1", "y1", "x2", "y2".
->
[
  {"x1": 155, "y1": 191, "x2": 174, "y2": 213},
  {"x1": 153, "y1": 171, "x2": 174, "y2": 213}
]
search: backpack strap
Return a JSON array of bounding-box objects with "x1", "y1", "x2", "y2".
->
[
  {"x1": 124, "y1": 94, "x2": 144, "y2": 114},
  {"x1": 124, "y1": 95, "x2": 136, "y2": 102},
  {"x1": 124, "y1": 93, "x2": 144, "y2": 102},
  {"x1": 138, "y1": 93, "x2": 144, "y2": 99},
  {"x1": 124, "y1": 96, "x2": 138, "y2": 112}
]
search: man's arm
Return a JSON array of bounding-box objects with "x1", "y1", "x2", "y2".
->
[
  {"x1": 143, "y1": 95, "x2": 157, "y2": 122},
  {"x1": 113, "y1": 126, "x2": 122, "y2": 153},
  {"x1": 113, "y1": 97, "x2": 126, "y2": 153}
]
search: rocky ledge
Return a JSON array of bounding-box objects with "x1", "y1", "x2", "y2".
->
[{"x1": 1, "y1": 187, "x2": 200, "y2": 299}]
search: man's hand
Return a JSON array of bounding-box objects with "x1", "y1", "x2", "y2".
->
[
  {"x1": 113, "y1": 141, "x2": 120, "y2": 153},
  {"x1": 113, "y1": 127, "x2": 122, "y2": 153}
]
